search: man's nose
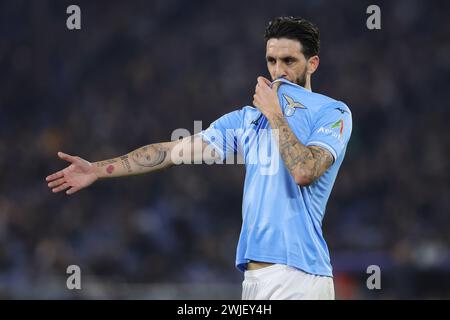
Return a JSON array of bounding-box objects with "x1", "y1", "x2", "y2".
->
[{"x1": 275, "y1": 63, "x2": 287, "y2": 78}]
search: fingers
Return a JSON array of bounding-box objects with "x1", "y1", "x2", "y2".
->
[
  {"x1": 256, "y1": 77, "x2": 268, "y2": 91},
  {"x1": 66, "y1": 187, "x2": 79, "y2": 195},
  {"x1": 52, "y1": 182, "x2": 70, "y2": 193},
  {"x1": 45, "y1": 175, "x2": 79, "y2": 195},
  {"x1": 257, "y1": 76, "x2": 272, "y2": 86},
  {"x1": 47, "y1": 177, "x2": 66, "y2": 188},
  {"x1": 253, "y1": 76, "x2": 272, "y2": 104},
  {"x1": 46, "y1": 170, "x2": 64, "y2": 182},
  {"x1": 253, "y1": 78, "x2": 267, "y2": 107},
  {"x1": 253, "y1": 92, "x2": 260, "y2": 107},
  {"x1": 255, "y1": 77, "x2": 273, "y2": 96}
]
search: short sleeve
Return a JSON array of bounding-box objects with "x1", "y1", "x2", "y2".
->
[
  {"x1": 200, "y1": 109, "x2": 243, "y2": 161},
  {"x1": 306, "y1": 102, "x2": 352, "y2": 161}
]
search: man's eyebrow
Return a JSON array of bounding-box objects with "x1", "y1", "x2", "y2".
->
[{"x1": 265, "y1": 55, "x2": 298, "y2": 61}]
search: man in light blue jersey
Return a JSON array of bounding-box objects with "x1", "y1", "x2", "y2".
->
[
  {"x1": 46, "y1": 16, "x2": 352, "y2": 300},
  {"x1": 201, "y1": 75, "x2": 351, "y2": 299}
]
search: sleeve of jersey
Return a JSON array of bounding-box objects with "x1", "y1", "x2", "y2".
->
[
  {"x1": 199, "y1": 109, "x2": 243, "y2": 161},
  {"x1": 305, "y1": 102, "x2": 352, "y2": 162}
]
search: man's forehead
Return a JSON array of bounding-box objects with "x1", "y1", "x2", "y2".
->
[{"x1": 266, "y1": 38, "x2": 302, "y2": 56}]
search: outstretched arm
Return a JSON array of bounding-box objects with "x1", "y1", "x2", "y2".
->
[
  {"x1": 46, "y1": 134, "x2": 219, "y2": 195},
  {"x1": 94, "y1": 140, "x2": 176, "y2": 179}
]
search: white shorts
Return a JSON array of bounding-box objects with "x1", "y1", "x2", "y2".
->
[{"x1": 242, "y1": 264, "x2": 335, "y2": 300}]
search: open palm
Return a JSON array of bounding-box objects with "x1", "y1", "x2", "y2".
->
[{"x1": 46, "y1": 152, "x2": 98, "y2": 195}]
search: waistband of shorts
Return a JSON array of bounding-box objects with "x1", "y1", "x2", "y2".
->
[{"x1": 244, "y1": 263, "x2": 289, "y2": 280}]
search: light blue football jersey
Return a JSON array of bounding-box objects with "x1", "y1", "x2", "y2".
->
[{"x1": 200, "y1": 78, "x2": 352, "y2": 277}]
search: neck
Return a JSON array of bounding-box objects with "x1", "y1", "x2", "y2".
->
[{"x1": 304, "y1": 76, "x2": 312, "y2": 91}]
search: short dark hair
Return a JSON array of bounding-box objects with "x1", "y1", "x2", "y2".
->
[{"x1": 264, "y1": 16, "x2": 320, "y2": 58}]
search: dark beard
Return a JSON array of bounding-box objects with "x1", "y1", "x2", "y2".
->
[{"x1": 294, "y1": 71, "x2": 307, "y2": 87}]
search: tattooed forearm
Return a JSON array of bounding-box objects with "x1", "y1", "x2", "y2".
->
[
  {"x1": 96, "y1": 159, "x2": 117, "y2": 167},
  {"x1": 120, "y1": 155, "x2": 133, "y2": 173},
  {"x1": 268, "y1": 113, "x2": 333, "y2": 184},
  {"x1": 309, "y1": 146, "x2": 333, "y2": 180},
  {"x1": 131, "y1": 145, "x2": 167, "y2": 168},
  {"x1": 92, "y1": 141, "x2": 175, "y2": 179},
  {"x1": 271, "y1": 113, "x2": 313, "y2": 176},
  {"x1": 106, "y1": 164, "x2": 115, "y2": 174},
  {"x1": 95, "y1": 159, "x2": 119, "y2": 175}
]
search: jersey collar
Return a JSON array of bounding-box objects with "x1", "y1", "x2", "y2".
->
[{"x1": 271, "y1": 78, "x2": 312, "y2": 92}]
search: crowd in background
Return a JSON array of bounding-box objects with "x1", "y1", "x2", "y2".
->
[{"x1": 1, "y1": 0, "x2": 449, "y2": 298}]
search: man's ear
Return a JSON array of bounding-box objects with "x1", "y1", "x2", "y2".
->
[{"x1": 307, "y1": 56, "x2": 320, "y2": 75}]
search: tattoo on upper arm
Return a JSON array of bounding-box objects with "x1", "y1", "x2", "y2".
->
[
  {"x1": 131, "y1": 145, "x2": 167, "y2": 167},
  {"x1": 201, "y1": 139, "x2": 219, "y2": 160}
]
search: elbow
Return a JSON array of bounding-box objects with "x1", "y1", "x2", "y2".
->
[{"x1": 294, "y1": 170, "x2": 315, "y2": 187}]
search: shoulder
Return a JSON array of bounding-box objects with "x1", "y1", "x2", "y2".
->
[
  {"x1": 320, "y1": 100, "x2": 352, "y2": 117},
  {"x1": 238, "y1": 105, "x2": 262, "y2": 126},
  {"x1": 276, "y1": 81, "x2": 345, "y2": 111},
  {"x1": 304, "y1": 92, "x2": 352, "y2": 122}
]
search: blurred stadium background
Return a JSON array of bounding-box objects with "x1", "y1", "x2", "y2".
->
[{"x1": 1, "y1": 0, "x2": 450, "y2": 299}]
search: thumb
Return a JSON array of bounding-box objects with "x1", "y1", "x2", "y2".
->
[{"x1": 58, "y1": 151, "x2": 76, "y2": 163}]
